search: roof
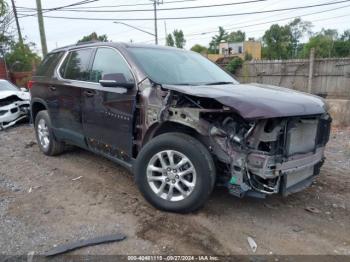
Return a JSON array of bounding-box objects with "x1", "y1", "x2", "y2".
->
[{"x1": 51, "y1": 41, "x2": 183, "y2": 53}]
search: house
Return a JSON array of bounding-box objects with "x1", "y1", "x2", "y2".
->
[
  {"x1": 218, "y1": 40, "x2": 261, "y2": 60},
  {"x1": 0, "y1": 58, "x2": 8, "y2": 79}
]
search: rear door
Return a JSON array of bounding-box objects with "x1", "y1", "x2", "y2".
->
[
  {"x1": 52, "y1": 48, "x2": 95, "y2": 147},
  {"x1": 82, "y1": 47, "x2": 137, "y2": 159},
  {"x1": 32, "y1": 51, "x2": 64, "y2": 125}
]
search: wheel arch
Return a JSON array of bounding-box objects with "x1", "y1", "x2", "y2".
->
[
  {"x1": 142, "y1": 121, "x2": 204, "y2": 148},
  {"x1": 31, "y1": 98, "x2": 49, "y2": 123}
]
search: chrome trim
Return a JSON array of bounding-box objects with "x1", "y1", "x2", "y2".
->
[{"x1": 55, "y1": 45, "x2": 137, "y2": 88}]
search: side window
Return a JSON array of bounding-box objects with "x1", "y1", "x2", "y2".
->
[
  {"x1": 90, "y1": 48, "x2": 134, "y2": 84},
  {"x1": 36, "y1": 52, "x2": 64, "y2": 77},
  {"x1": 63, "y1": 49, "x2": 93, "y2": 81}
]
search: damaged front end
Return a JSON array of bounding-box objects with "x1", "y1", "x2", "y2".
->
[
  {"x1": 0, "y1": 94, "x2": 30, "y2": 130},
  {"x1": 209, "y1": 113, "x2": 331, "y2": 198},
  {"x1": 136, "y1": 80, "x2": 332, "y2": 199}
]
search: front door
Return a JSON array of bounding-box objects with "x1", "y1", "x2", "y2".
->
[{"x1": 82, "y1": 47, "x2": 137, "y2": 160}]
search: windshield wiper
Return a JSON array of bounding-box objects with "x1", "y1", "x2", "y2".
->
[
  {"x1": 171, "y1": 83, "x2": 201, "y2": 86},
  {"x1": 205, "y1": 81, "x2": 233, "y2": 85}
]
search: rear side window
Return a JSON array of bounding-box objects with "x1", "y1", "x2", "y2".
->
[
  {"x1": 90, "y1": 48, "x2": 134, "y2": 83},
  {"x1": 36, "y1": 52, "x2": 64, "y2": 77},
  {"x1": 61, "y1": 48, "x2": 93, "y2": 81}
]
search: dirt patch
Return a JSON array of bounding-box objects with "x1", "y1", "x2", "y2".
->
[{"x1": 0, "y1": 124, "x2": 349, "y2": 255}]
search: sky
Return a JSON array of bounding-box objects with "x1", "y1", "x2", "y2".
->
[{"x1": 7, "y1": 0, "x2": 350, "y2": 56}]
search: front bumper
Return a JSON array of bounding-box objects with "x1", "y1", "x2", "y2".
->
[{"x1": 0, "y1": 101, "x2": 30, "y2": 130}]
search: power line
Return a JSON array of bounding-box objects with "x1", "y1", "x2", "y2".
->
[
  {"x1": 186, "y1": 3, "x2": 350, "y2": 37},
  {"x1": 17, "y1": 0, "x2": 267, "y2": 13},
  {"x1": 17, "y1": 0, "x2": 101, "y2": 18},
  {"x1": 19, "y1": 0, "x2": 350, "y2": 21},
  {"x1": 17, "y1": 0, "x2": 100, "y2": 17},
  {"x1": 10, "y1": 0, "x2": 23, "y2": 44},
  {"x1": 17, "y1": 0, "x2": 200, "y2": 10},
  {"x1": 138, "y1": 4, "x2": 350, "y2": 43}
]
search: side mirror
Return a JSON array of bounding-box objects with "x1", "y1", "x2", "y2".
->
[
  {"x1": 99, "y1": 79, "x2": 134, "y2": 89},
  {"x1": 20, "y1": 87, "x2": 28, "y2": 92},
  {"x1": 99, "y1": 73, "x2": 134, "y2": 89}
]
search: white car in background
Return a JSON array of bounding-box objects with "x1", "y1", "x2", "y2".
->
[{"x1": 0, "y1": 79, "x2": 31, "y2": 130}]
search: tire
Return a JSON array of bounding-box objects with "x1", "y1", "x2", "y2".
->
[
  {"x1": 134, "y1": 132, "x2": 216, "y2": 213},
  {"x1": 34, "y1": 110, "x2": 65, "y2": 156}
]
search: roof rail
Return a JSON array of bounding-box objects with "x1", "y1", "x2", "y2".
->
[{"x1": 75, "y1": 40, "x2": 102, "y2": 46}]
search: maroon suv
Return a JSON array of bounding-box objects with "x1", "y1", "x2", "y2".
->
[{"x1": 30, "y1": 42, "x2": 331, "y2": 213}]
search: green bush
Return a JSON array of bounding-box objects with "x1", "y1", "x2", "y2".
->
[{"x1": 225, "y1": 57, "x2": 243, "y2": 74}]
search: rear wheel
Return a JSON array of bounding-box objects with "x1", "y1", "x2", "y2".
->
[
  {"x1": 134, "y1": 132, "x2": 216, "y2": 213},
  {"x1": 35, "y1": 110, "x2": 65, "y2": 156}
]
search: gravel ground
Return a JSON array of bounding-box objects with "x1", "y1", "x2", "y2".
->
[{"x1": 0, "y1": 124, "x2": 349, "y2": 256}]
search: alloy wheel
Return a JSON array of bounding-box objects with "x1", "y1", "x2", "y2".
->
[
  {"x1": 146, "y1": 150, "x2": 197, "y2": 202},
  {"x1": 37, "y1": 118, "x2": 50, "y2": 150}
]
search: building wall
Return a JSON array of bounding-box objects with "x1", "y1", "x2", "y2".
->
[
  {"x1": 0, "y1": 59, "x2": 8, "y2": 79},
  {"x1": 243, "y1": 41, "x2": 261, "y2": 60},
  {"x1": 218, "y1": 41, "x2": 261, "y2": 59}
]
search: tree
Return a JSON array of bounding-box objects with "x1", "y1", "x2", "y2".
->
[
  {"x1": 227, "y1": 30, "x2": 245, "y2": 42},
  {"x1": 173, "y1": 29, "x2": 186, "y2": 48},
  {"x1": 225, "y1": 57, "x2": 243, "y2": 74},
  {"x1": 340, "y1": 29, "x2": 350, "y2": 41},
  {"x1": 333, "y1": 39, "x2": 350, "y2": 57},
  {"x1": 5, "y1": 41, "x2": 41, "y2": 72},
  {"x1": 288, "y1": 18, "x2": 313, "y2": 58},
  {"x1": 0, "y1": 0, "x2": 6, "y2": 17},
  {"x1": 190, "y1": 44, "x2": 208, "y2": 54},
  {"x1": 0, "y1": 0, "x2": 13, "y2": 52},
  {"x1": 209, "y1": 27, "x2": 228, "y2": 54},
  {"x1": 262, "y1": 24, "x2": 293, "y2": 59},
  {"x1": 302, "y1": 34, "x2": 333, "y2": 58},
  {"x1": 300, "y1": 28, "x2": 350, "y2": 58},
  {"x1": 77, "y1": 32, "x2": 108, "y2": 43},
  {"x1": 166, "y1": 33, "x2": 175, "y2": 47},
  {"x1": 321, "y1": 28, "x2": 338, "y2": 40},
  {"x1": 166, "y1": 30, "x2": 186, "y2": 48}
]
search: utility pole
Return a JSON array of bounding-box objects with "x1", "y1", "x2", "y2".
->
[
  {"x1": 151, "y1": 0, "x2": 163, "y2": 45},
  {"x1": 36, "y1": 0, "x2": 48, "y2": 56},
  {"x1": 153, "y1": 0, "x2": 158, "y2": 45},
  {"x1": 10, "y1": 0, "x2": 23, "y2": 45},
  {"x1": 307, "y1": 48, "x2": 315, "y2": 94}
]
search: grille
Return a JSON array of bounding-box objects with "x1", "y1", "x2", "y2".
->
[
  {"x1": 0, "y1": 95, "x2": 21, "y2": 107},
  {"x1": 286, "y1": 119, "x2": 318, "y2": 156}
]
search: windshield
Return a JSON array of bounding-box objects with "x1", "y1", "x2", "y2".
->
[
  {"x1": 128, "y1": 47, "x2": 238, "y2": 85},
  {"x1": 0, "y1": 80, "x2": 19, "y2": 91}
]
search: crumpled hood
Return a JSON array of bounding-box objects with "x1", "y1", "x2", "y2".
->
[
  {"x1": 163, "y1": 83, "x2": 327, "y2": 119},
  {"x1": 0, "y1": 90, "x2": 31, "y2": 101}
]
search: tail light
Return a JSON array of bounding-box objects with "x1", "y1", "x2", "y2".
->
[{"x1": 27, "y1": 80, "x2": 34, "y2": 89}]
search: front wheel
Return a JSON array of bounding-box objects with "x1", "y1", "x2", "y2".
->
[{"x1": 134, "y1": 132, "x2": 216, "y2": 213}]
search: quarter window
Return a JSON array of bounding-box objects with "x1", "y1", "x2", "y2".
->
[
  {"x1": 90, "y1": 48, "x2": 134, "y2": 84},
  {"x1": 62, "y1": 49, "x2": 93, "y2": 81},
  {"x1": 36, "y1": 51, "x2": 64, "y2": 77}
]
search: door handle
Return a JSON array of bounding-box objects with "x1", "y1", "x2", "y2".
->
[
  {"x1": 84, "y1": 90, "x2": 97, "y2": 97},
  {"x1": 48, "y1": 86, "x2": 56, "y2": 91}
]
